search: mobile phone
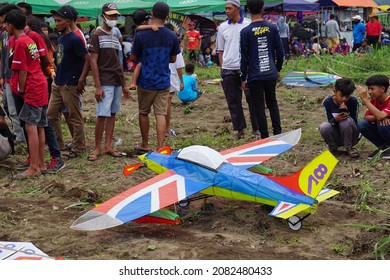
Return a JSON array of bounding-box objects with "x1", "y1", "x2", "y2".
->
[{"x1": 339, "y1": 107, "x2": 348, "y2": 113}]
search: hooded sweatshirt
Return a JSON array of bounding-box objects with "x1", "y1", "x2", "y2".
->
[{"x1": 277, "y1": 16, "x2": 289, "y2": 39}]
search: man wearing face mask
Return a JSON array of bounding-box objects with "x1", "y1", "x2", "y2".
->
[
  {"x1": 47, "y1": 5, "x2": 90, "y2": 158},
  {"x1": 87, "y1": 3, "x2": 130, "y2": 161}
]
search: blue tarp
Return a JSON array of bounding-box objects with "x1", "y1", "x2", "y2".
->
[
  {"x1": 284, "y1": 0, "x2": 320, "y2": 11},
  {"x1": 374, "y1": 0, "x2": 387, "y2": 5},
  {"x1": 319, "y1": 0, "x2": 337, "y2": 6}
]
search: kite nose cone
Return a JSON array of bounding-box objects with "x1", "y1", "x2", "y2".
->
[{"x1": 70, "y1": 210, "x2": 122, "y2": 231}]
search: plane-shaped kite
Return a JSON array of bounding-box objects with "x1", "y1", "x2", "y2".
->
[
  {"x1": 71, "y1": 129, "x2": 339, "y2": 231},
  {"x1": 0, "y1": 241, "x2": 56, "y2": 260}
]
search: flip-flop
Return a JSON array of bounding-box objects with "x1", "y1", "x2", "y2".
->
[
  {"x1": 14, "y1": 171, "x2": 41, "y2": 180},
  {"x1": 104, "y1": 150, "x2": 127, "y2": 157},
  {"x1": 133, "y1": 144, "x2": 151, "y2": 155}
]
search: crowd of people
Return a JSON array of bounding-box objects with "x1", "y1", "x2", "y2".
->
[
  {"x1": 0, "y1": 0, "x2": 389, "y2": 180},
  {"x1": 287, "y1": 12, "x2": 385, "y2": 57}
]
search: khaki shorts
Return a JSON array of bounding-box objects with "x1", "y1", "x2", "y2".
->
[
  {"x1": 327, "y1": 37, "x2": 339, "y2": 50},
  {"x1": 137, "y1": 86, "x2": 169, "y2": 115}
]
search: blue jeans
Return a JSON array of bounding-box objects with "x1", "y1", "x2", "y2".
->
[{"x1": 357, "y1": 120, "x2": 390, "y2": 148}]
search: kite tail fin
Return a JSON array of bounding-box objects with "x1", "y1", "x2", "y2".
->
[{"x1": 268, "y1": 150, "x2": 339, "y2": 199}]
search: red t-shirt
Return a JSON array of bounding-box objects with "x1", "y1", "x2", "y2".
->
[
  {"x1": 10, "y1": 34, "x2": 48, "y2": 106},
  {"x1": 186, "y1": 30, "x2": 201, "y2": 50},
  {"x1": 365, "y1": 96, "x2": 390, "y2": 119},
  {"x1": 366, "y1": 21, "x2": 382, "y2": 36},
  {"x1": 26, "y1": 30, "x2": 48, "y2": 57},
  {"x1": 74, "y1": 28, "x2": 87, "y2": 47}
]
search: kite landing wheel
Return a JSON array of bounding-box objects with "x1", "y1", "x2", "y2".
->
[
  {"x1": 287, "y1": 216, "x2": 302, "y2": 231},
  {"x1": 178, "y1": 199, "x2": 190, "y2": 208}
]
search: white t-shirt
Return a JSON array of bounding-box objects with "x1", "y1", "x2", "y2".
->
[
  {"x1": 122, "y1": 41, "x2": 133, "y2": 56},
  {"x1": 169, "y1": 52, "x2": 185, "y2": 92},
  {"x1": 216, "y1": 17, "x2": 251, "y2": 70}
]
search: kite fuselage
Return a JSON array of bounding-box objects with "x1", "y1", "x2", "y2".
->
[{"x1": 144, "y1": 152, "x2": 316, "y2": 207}]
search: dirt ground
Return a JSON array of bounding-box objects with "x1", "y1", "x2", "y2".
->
[{"x1": 0, "y1": 72, "x2": 389, "y2": 260}]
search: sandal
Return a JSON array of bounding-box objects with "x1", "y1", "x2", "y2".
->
[
  {"x1": 231, "y1": 131, "x2": 245, "y2": 140},
  {"x1": 62, "y1": 150, "x2": 80, "y2": 159},
  {"x1": 87, "y1": 151, "x2": 100, "y2": 161},
  {"x1": 133, "y1": 144, "x2": 151, "y2": 155},
  {"x1": 104, "y1": 149, "x2": 127, "y2": 157},
  {"x1": 347, "y1": 148, "x2": 360, "y2": 158}
]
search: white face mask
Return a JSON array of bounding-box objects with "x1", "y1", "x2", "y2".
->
[{"x1": 103, "y1": 16, "x2": 117, "y2": 28}]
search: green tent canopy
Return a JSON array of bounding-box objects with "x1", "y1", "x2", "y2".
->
[
  {"x1": 10, "y1": 0, "x2": 282, "y2": 17},
  {"x1": 8, "y1": 0, "x2": 150, "y2": 17}
]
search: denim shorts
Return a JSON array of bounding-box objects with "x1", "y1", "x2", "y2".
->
[
  {"x1": 19, "y1": 103, "x2": 48, "y2": 128},
  {"x1": 96, "y1": 85, "x2": 122, "y2": 117}
]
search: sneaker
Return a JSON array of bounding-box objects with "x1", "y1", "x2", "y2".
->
[
  {"x1": 16, "y1": 156, "x2": 30, "y2": 171},
  {"x1": 45, "y1": 157, "x2": 65, "y2": 174},
  {"x1": 367, "y1": 149, "x2": 381, "y2": 159},
  {"x1": 381, "y1": 148, "x2": 390, "y2": 160}
]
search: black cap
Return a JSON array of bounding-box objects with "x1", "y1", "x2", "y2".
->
[
  {"x1": 50, "y1": 6, "x2": 74, "y2": 20},
  {"x1": 152, "y1": 2, "x2": 169, "y2": 20},
  {"x1": 102, "y1": 3, "x2": 120, "y2": 15},
  {"x1": 65, "y1": 5, "x2": 78, "y2": 21},
  {"x1": 133, "y1": 9, "x2": 150, "y2": 25}
]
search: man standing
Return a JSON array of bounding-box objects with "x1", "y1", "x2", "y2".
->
[
  {"x1": 185, "y1": 21, "x2": 201, "y2": 63},
  {"x1": 352, "y1": 15, "x2": 365, "y2": 51},
  {"x1": 47, "y1": 6, "x2": 89, "y2": 158},
  {"x1": 240, "y1": 0, "x2": 284, "y2": 139},
  {"x1": 130, "y1": 2, "x2": 180, "y2": 151},
  {"x1": 366, "y1": 13, "x2": 382, "y2": 49},
  {"x1": 87, "y1": 3, "x2": 130, "y2": 161},
  {"x1": 325, "y1": 14, "x2": 340, "y2": 54},
  {"x1": 217, "y1": 0, "x2": 250, "y2": 139},
  {"x1": 0, "y1": 4, "x2": 25, "y2": 143}
]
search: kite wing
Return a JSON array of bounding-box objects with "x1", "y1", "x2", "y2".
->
[
  {"x1": 220, "y1": 129, "x2": 301, "y2": 169},
  {"x1": 0, "y1": 241, "x2": 53, "y2": 260},
  {"x1": 71, "y1": 170, "x2": 212, "y2": 231}
]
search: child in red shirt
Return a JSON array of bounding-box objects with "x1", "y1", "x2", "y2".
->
[
  {"x1": 357, "y1": 75, "x2": 390, "y2": 160},
  {"x1": 5, "y1": 10, "x2": 48, "y2": 178}
]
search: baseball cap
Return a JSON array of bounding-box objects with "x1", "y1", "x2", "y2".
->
[
  {"x1": 152, "y1": 2, "x2": 169, "y2": 20},
  {"x1": 352, "y1": 15, "x2": 361, "y2": 21},
  {"x1": 189, "y1": 21, "x2": 195, "y2": 26},
  {"x1": 133, "y1": 9, "x2": 150, "y2": 25},
  {"x1": 102, "y1": 3, "x2": 120, "y2": 15},
  {"x1": 369, "y1": 12, "x2": 377, "y2": 17},
  {"x1": 51, "y1": 6, "x2": 75, "y2": 20}
]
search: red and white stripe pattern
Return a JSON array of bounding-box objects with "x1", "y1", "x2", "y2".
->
[
  {"x1": 221, "y1": 138, "x2": 292, "y2": 167},
  {"x1": 269, "y1": 201, "x2": 297, "y2": 217},
  {"x1": 72, "y1": 170, "x2": 211, "y2": 230}
]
